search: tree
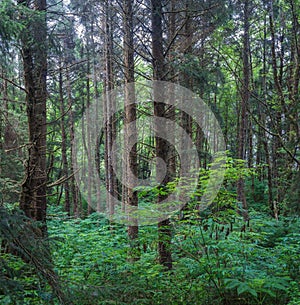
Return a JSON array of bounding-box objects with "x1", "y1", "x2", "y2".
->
[
  {"x1": 237, "y1": 0, "x2": 250, "y2": 221},
  {"x1": 151, "y1": 0, "x2": 173, "y2": 270},
  {"x1": 18, "y1": 0, "x2": 48, "y2": 231},
  {"x1": 58, "y1": 66, "x2": 71, "y2": 215},
  {"x1": 103, "y1": 0, "x2": 118, "y2": 221},
  {"x1": 123, "y1": 0, "x2": 139, "y2": 259}
]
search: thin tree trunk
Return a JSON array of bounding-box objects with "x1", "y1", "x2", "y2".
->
[
  {"x1": 104, "y1": 0, "x2": 117, "y2": 222},
  {"x1": 90, "y1": 24, "x2": 102, "y2": 212},
  {"x1": 123, "y1": 0, "x2": 139, "y2": 260},
  {"x1": 66, "y1": 66, "x2": 80, "y2": 217},
  {"x1": 59, "y1": 67, "x2": 70, "y2": 215},
  {"x1": 269, "y1": 0, "x2": 284, "y2": 218},
  {"x1": 262, "y1": 16, "x2": 273, "y2": 211},
  {"x1": 181, "y1": 0, "x2": 193, "y2": 146},
  {"x1": 86, "y1": 52, "x2": 93, "y2": 215},
  {"x1": 237, "y1": 0, "x2": 250, "y2": 221},
  {"x1": 167, "y1": 0, "x2": 177, "y2": 181},
  {"x1": 151, "y1": 0, "x2": 172, "y2": 270}
]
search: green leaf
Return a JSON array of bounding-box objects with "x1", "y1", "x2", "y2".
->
[
  {"x1": 237, "y1": 283, "x2": 250, "y2": 295},
  {"x1": 224, "y1": 278, "x2": 241, "y2": 289}
]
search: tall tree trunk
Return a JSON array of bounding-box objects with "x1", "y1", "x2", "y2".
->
[
  {"x1": 237, "y1": 0, "x2": 250, "y2": 221},
  {"x1": 166, "y1": 0, "x2": 176, "y2": 184},
  {"x1": 17, "y1": 2, "x2": 72, "y2": 302},
  {"x1": 151, "y1": 0, "x2": 172, "y2": 270},
  {"x1": 86, "y1": 52, "x2": 94, "y2": 215},
  {"x1": 66, "y1": 65, "x2": 80, "y2": 217},
  {"x1": 180, "y1": 0, "x2": 194, "y2": 217},
  {"x1": 123, "y1": 0, "x2": 139, "y2": 260},
  {"x1": 104, "y1": 0, "x2": 117, "y2": 222},
  {"x1": 262, "y1": 15, "x2": 274, "y2": 212},
  {"x1": 59, "y1": 67, "x2": 70, "y2": 215},
  {"x1": 18, "y1": 0, "x2": 48, "y2": 232},
  {"x1": 90, "y1": 24, "x2": 102, "y2": 213},
  {"x1": 181, "y1": 0, "x2": 193, "y2": 158},
  {"x1": 268, "y1": 0, "x2": 284, "y2": 218}
]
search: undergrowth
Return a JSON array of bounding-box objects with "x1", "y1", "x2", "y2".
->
[{"x1": 1, "y1": 206, "x2": 299, "y2": 304}]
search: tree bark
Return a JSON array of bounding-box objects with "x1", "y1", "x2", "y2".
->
[
  {"x1": 18, "y1": 0, "x2": 48, "y2": 232},
  {"x1": 58, "y1": 67, "x2": 70, "y2": 215},
  {"x1": 151, "y1": 0, "x2": 172, "y2": 270},
  {"x1": 237, "y1": 0, "x2": 250, "y2": 221},
  {"x1": 104, "y1": 0, "x2": 117, "y2": 222},
  {"x1": 123, "y1": 0, "x2": 139, "y2": 260}
]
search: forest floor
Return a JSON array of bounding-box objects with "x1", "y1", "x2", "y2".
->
[
  {"x1": 1, "y1": 206, "x2": 299, "y2": 305},
  {"x1": 47, "y1": 208, "x2": 300, "y2": 305}
]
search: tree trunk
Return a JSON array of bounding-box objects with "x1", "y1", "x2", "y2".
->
[
  {"x1": 151, "y1": 0, "x2": 172, "y2": 270},
  {"x1": 123, "y1": 0, "x2": 139, "y2": 260},
  {"x1": 237, "y1": 0, "x2": 250, "y2": 221},
  {"x1": 18, "y1": 0, "x2": 48, "y2": 232},
  {"x1": 262, "y1": 16, "x2": 274, "y2": 212},
  {"x1": 86, "y1": 52, "x2": 94, "y2": 215},
  {"x1": 59, "y1": 67, "x2": 70, "y2": 215},
  {"x1": 104, "y1": 0, "x2": 117, "y2": 222},
  {"x1": 66, "y1": 65, "x2": 80, "y2": 217},
  {"x1": 90, "y1": 24, "x2": 102, "y2": 213},
  {"x1": 268, "y1": 0, "x2": 284, "y2": 218}
]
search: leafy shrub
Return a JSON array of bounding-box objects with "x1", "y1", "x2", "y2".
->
[{"x1": 46, "y1": 205, "x2": 300, "y2": 305}]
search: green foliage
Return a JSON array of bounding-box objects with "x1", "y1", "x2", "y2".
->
[
  {"x1": 0, "y1": 151, "x2": 23, "y2": 204},
  {"x1": 186, "y1": 155, "x2": 254, "y2": 221},
  {"x1": 0, "y1": 0, "x2": 23, "y2": 52},
  {"x1": 285, "y1": 170, "x2": 300, "y2": 214},
  {"x1": 1, "y1": 206, "x2": 299, "y2": 305},
  {"x1": 42, "y1": 206, "x2": 300, "y2": 305},
  {"x1": 174, "y1": 212, "x2": 300, "y2": 305},
  {"x1": 0, "y1": 207, "x2": 69, "y2": 305}
]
